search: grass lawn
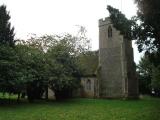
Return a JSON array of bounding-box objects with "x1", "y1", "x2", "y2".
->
[{"x1": 0, "y1": 96, "x2": 160, "y2": 120}]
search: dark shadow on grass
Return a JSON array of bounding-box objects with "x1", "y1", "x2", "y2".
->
[{"x1": 0, "y1": 98, "x2": 83, "y2": 107}]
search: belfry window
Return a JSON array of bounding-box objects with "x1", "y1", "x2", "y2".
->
[{"x1": 108, "y1": 26, "x2": 112, "y2": 38}]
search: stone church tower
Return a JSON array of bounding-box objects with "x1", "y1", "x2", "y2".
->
[{"x1": 98, "y1": 17, "x2": 138, "y2": 98}]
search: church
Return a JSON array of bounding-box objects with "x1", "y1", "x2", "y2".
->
[{"x1": 80, "y1": 17, "x2": 139, "y2": 99}]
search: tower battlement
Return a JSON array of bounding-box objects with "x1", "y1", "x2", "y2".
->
[{"x1": 99, "y1": 17, "x2": 111, "y2": 27}]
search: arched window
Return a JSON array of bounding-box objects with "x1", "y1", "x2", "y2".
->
[
  {"x1": 86, "y1": 79, "x2": 91, "y2": 90},
  {"x1": 108, "y1": 26, "x2": 112, "y2": 38}
]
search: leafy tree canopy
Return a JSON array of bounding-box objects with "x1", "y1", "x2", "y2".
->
[
  {"x1": 134, "y1": 0, "x2": 160, "y2": 59},
  {"x1": 0, "y1": 45, "x2": 18, "y2": 94},
  {"x1": 0, "y1": 5, "x2": 15, "y2": 46},
  {"x1": 137, "y1": 55, "x2": 160, "y2": 95},
  {"x1": 45, "y1": 37, "x2": 81, "y2": 99},
  {"x1": 137, "y1": 56, "x2": 152, "y2": 94}
]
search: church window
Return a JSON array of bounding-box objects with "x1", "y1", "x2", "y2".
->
[
  {"x1": 108, "y1": 26, "x2": 112, "y2": 38},
  {"x1": 86, "y1": 79, "x2": 91, "y2": 90}
]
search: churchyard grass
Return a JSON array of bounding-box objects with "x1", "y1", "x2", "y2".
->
[{"x1": 0, "y1": 96, "x2": 159, "y2": 120}]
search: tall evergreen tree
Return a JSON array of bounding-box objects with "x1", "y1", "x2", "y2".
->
[
  {"x1": 107, "y1": 5, "x2": 136, "y2": 40},
  {"x1": 0, "y1": 5, "x2": 15, "y2": 46}
]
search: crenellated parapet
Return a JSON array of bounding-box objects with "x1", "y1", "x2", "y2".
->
[{"x1": 99, "y1": 17, "x2": 112, "y2": 27}]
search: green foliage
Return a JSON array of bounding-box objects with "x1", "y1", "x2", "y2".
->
[
  {"x1": 17, "y1": 34, "x2": 85, "y2": 100},
  {"x1": 134, "y1": 0, "x2": 160, "y2": 93},
  {"x1": 20, "y1": 30, "x2": 91, "y2": 54},
  {"x1": 0, "y1": 33, "x2": 89, "y2": 101},
  {"x1": 152, "y1": 66, "x2": 160, "y2": 89},
  {"x1": 46, "y1": 37, "x2": 81, "y2": 99},
  {"x1": 134, "y1": 0, "x2": 160, "y2": 54},
  {"x1": 0, "y1": 5, "x2": 16, "y2": 95},
  {"x1": 137, "y1": 56, "x2": 152, "y2": 94},
  {"x1": 0, "y1": 4, "x2": 90, "y2": 100},
  {"x1": 15, "y1": 44, "x2": 46, "y2": 101},
  {"x1": 18, "y1": 34, "x2": 58, "y2": 51},
  {"x1": 0, "y1": 43, "x2": 46, "y2": 101},
  {"x1": 0, "y1": 45, "x2": 17, "y2": 93},
  {"x1": 0, "y1": 5, "x2": 15, "y2": 46},
  {"x1": 107, "y1": 5, "x2": 136, "y2": 40},
  {"x1": 15, "y1": 45, "x2": 45, "y2": 82},
  {"x1": 137, "y1": 55, "x2": 160, "y2": 94}
]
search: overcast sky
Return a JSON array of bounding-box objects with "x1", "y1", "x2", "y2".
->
[{"x1": 0, "y1": 0, "x2": 143, "y2": 63}]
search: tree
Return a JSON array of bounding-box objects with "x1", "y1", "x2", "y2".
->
[
  {"x1": 137, "y1": 56, "x2": 152, "y2": 94},
  {"x1": 0, "y1": 44, "x2": 46, "y2": 102},
  {"x1": 107, "y1": 5, "x2": 136, "y2": 40},
  {"x1": 137, "y1": 55, "x2": 160, "y2": 96},
  {"x1": 16, "y1": 33, "x2": 89, "y2": 101},
  {"x1": 46, "y1": 37, "x2": 81, "y2": 100},
  {"x1": 133, "y1": 0, "x2": 160, "y2": 94},
  {"x1": 18, "y1": 28, "x2": 91, "y2": 54},
  {"x1": 0, "y1": 5, "x2": 15, "y2": 46},
  {"x1": 0, "y1": 5, "x2": 16, "y2": 102},
  {"x1": 74, "y1": 26, "x2": 91, "y2": 53},
  {"x1": 0, "y1": 45, "x2": 17, "y2": 94},
  {"x1": 134, "y1": 0, "x2": 160, "y2": 53},
  {"x1": 14, "y1": 44, "x2": 46, "y2": 102},
  {"x1": 151, "y1": 65, "x2": 160, "y2": 96},
  {"x1": 134, "y1": 0, "x2": 160, "y2": 67}
]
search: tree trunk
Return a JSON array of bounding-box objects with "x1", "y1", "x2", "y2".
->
[
  {"x1": 45, "y1": 86, "x2": 48, "y2": 100},
  {"x1": 17, "y1": 93, "x2": 21, "y2": 103}
]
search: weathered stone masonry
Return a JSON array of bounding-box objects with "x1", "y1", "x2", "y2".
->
[
  {"x1": 80, "y1": 17, "x2": 138, "y2": 99},
  {"x1": 98, "y1": 17, "x2": 138, "y2": 98}
]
